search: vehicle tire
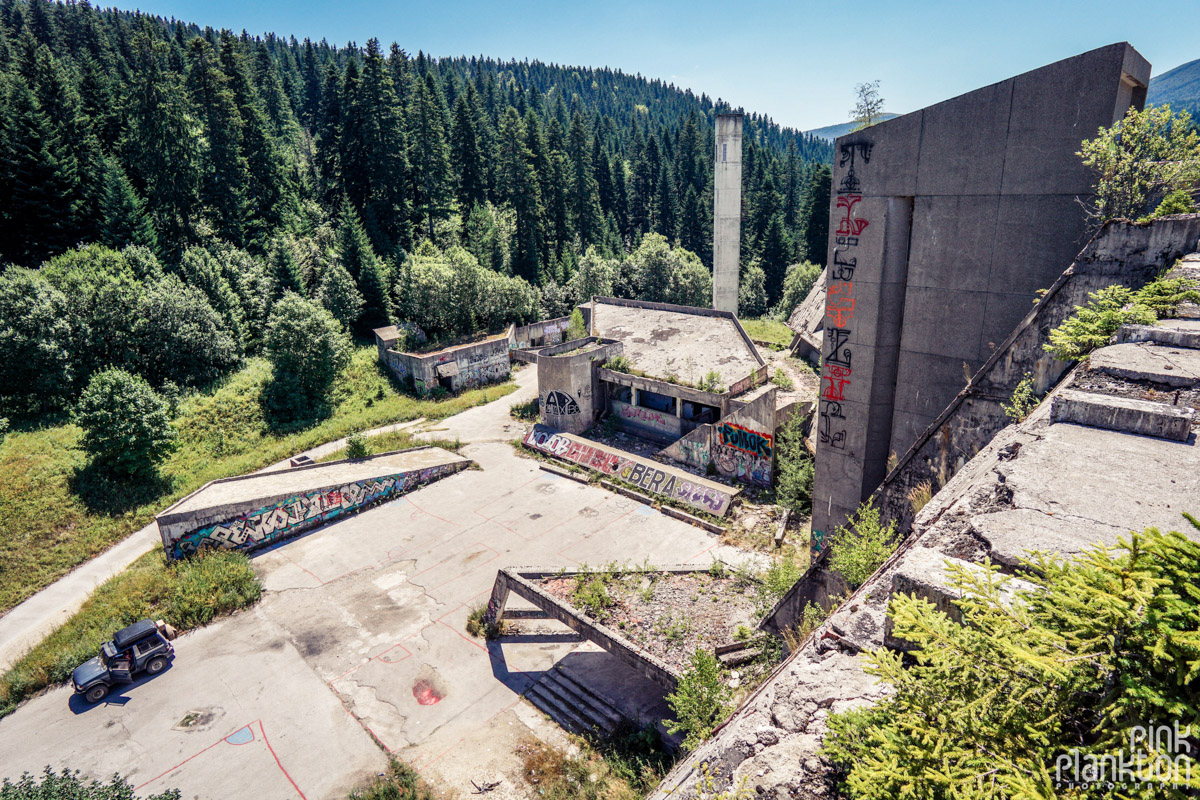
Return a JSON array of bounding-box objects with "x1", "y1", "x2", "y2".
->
[
  {"x1": 85, "y1": 684, "x2": 109, "y2": 703},
  {"x1": 146, "y1": 656, "x2": 168, "y2": 675}
]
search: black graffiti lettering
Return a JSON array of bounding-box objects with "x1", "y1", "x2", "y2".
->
[
  {"x1": 826, "y1": 327, "x2": 852, "y2": 368},
  {"x1": 831, "y1": 248, "x2": 857, "y2": 281}
]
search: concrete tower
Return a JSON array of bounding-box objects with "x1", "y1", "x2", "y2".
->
[{"x1": 712, "y1": 113, "x2": 743, "y2": 313}]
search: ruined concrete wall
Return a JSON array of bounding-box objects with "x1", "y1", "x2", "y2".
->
[
  {"x1": 536, "y1": 338, "x2": 623, "y2": 434},
  {"x1": 785, "y1": 267, "x2": 827, "y2": 364},
  {"x1": 873, "y1": 215, "x2": 1200, "y2": 533},
  {"x1": 523, "y1": 425, "x2": 737, "y2": 516},
  {"x1": 712, "y1": 389, "x2": 777, "y2": 486},
  {"x1": 812, "y1": 43, "x2": 1151, "y2": 539},
  {"x1": 511, "y1": 316, "x2": 572, "y2": 349},
  {"x1": 160, "y1": 459, "x2": 468, "y2": 559}
]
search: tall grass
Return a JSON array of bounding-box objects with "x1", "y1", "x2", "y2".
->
[
  {"x1": 0, "y1": 549, "x2": 260, "y2": 718},
  {"x1": 0, "y1": 347, "x2": 514, "y2": 613}
]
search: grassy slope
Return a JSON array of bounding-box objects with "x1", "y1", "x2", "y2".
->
[
  {"x1": 0, "y1": 347, "x2": 515, "y2": 613},
  {"x1": 741, "y1": 317, "x2": 794, "y2": 348}
]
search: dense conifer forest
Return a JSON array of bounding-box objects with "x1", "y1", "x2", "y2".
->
[{"x1": 0, "y1": 0, "x2": 832, "y2": 416}]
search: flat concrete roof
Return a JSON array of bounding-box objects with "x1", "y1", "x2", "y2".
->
[
  {"x1": 591, "y1": 300, "x2": 761, "y2": 386},
  {"x1": 161, "y1": 448, "x2": 468, "y2": 517}
]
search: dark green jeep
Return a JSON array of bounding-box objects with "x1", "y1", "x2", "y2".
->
[{"x1": 72, "y1": 619, "x2": 175, "y2": 703}]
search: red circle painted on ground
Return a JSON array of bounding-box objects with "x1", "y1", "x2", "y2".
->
[{"x1": 412, "y1": 679, "x2": 442, "y2": 705}]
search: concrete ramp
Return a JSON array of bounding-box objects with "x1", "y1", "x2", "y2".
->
[{"x1": 157, "y1": 447, "x2": 471, "y2": 559}]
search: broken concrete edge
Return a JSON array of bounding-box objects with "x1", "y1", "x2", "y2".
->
[
  {"x1": 486, "y1": 567, "x2": 683, "y2": 690},
  {"x1": 774, "y1": 509, "x2": 791, "y2": 547},
  {"x1": 591, "y1": 295, "x2": 767, "y2": 370},
  {"x1": 538, "y1": 462, "x2": 589, "y2": 484},
  {"x1": 1115, "y1": 322, "x2": 1200, "y2": 349},
  {"x1": 1050, "y1": 388, "x2": 1195, "y2": 442}
]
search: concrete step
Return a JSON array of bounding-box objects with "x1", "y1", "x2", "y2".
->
[
  {"x1": 525, "y1": 684, "x2": 591, "y2": 735},
  {"x1": 525, "y1": 668, "x2": 622, "y2": 737},
  {"x1": 1050, "y1": 389, "x2": 1194, "y2": 442},
  {"x1": 1087, "y1": 343, "x2": 1200, "y2": 388},
  {"x1": 1115, "y1": 320, "x2": 1200, "y2": 350},
  {"x1": 551, "y1": 668, "x2": 625, "y2": 729}
]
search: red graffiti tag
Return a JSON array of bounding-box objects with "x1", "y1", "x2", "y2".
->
[
  {"x1": 835, "y1": 195, "x2": 869, "y2": 237},
  {"x1": 826, "y1": 281, "x2": 855, "y2": 327},
  {"x1": 821, "y1": 365, "x2": 852, "y2": 401}
]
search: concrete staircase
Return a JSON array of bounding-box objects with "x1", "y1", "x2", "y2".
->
[
  {"x1": 1052, "y1": 253, "x2": 1200, "y2": 441},
  {"x1": 524, "y1": 663, "x2": 626, "y2": 738}
]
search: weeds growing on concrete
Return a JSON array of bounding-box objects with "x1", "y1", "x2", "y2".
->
[
  {"x1": 829, "y1": 499, "x2": 899, "y2": 590},
  {"x1": 771, "y1": 368, "x2": 794, "y2": 390},
  {"x1": 570, "y1": 562, "x2": 621, "y2": 620},
  {"x1": 1002, "y1": 372, "x2": 1041, "y2": 422},
  {"x1": 465, "y1": 604, "x2": 510, "y2": 639},
  {"x1": 780, "y1": 602, "x2": 833, "y2": 652},
  {"x1": 517, "y1": 724, "x2": 672, "y2": 800},
  {"x1": 0, "y1": 549, "x2": 260, "y2": 719},
  {"x1": 666, "y1": 649, "x2": 733, "y2": 751},
  {"x1": 906, "y1": 481, "x2": 934, "y2": 516},
  {"x1": 344, "y1": 430, "x2": 370, "y2": 459},
  {"x1": 348, "y1": 757, "x2": 438, "y2": 800},
  {"x1": 697, "y1": 370, "x2": 725, "y2": 394},
  {"x1": 509, "y1": 396, "x2": 540, "y2": 421}
]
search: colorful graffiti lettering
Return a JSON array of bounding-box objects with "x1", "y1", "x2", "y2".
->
[
  {"x1": 168, "y1": 464, "x2": 460, "y2": 559},
  {"x1": 712, "y1": 443, "x2": 771, "y2": 487},
  {"x1": 543, "y1": 390, "x2": 581, "y2": 416},
  {"x1": 618, "y1": 404, "x2": 668, "y2": 425},
  {"x1": 678, "y1": 438, "x2": 710, "y2": 469},
  {"x1": 523, "y1": 426, "x2": 733, "y2": 516},
  {"x1": 716, "y1": 422, "x2": 773, "y2": 459}
]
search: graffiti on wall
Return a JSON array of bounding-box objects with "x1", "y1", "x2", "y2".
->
[
  {"x1": 677, "y1": 438, "x2": 710, "y2": 470},
  {"x1": 543, "y1": 390, "x2": 581, "y2": 416},
  {"x1": 523, "y1": 426, "x2": 733, "y2": 516},
  {"x1": 612, "y1": 401, "x2": 679, "y2": 437},
  {"x1": 168, "y1": 464, "x2": 460, "y2": 559},
  {"x1": 819, "y1": 141, "x2": 873, "y2": 451},
  {"x1": 716, "y1": 422, "x2": 773, "y2": 459},
  {"x1": 712, "y1": 443, "x2": 771, "y2": 487}
]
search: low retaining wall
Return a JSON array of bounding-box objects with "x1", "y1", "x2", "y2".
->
[
  {"x1": 157, "y1": 448, "x2": 471, "y2": 559},
  {"x1": 522, "y1": 425, "x2": 738, "y2": 516}
]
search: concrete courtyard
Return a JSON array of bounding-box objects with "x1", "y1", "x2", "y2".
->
[{"x1": 0, "y1": 376, "x2": 757, "y2": 799}]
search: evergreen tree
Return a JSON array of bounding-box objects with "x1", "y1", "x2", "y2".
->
[
  {"x1": 98, "y1": 157, "x2": 158, "y2": 252},
  {"x1": 759, "y1": 212, "x2": 792, "y2": 306},
  {"x1": 186, "y1": 36, "x2": 248, "y2": 243},
  {"x1": 496, "y1": 108, "x2": 543, "y2": 284},
  {"x1": 409, "y1": 70, "x2": 453, "y2": 240},
  {"x1": 337, "y1": 198, "x2": 391, "y2": 332},
  {"x1": 450, "y1": 85, "x2": 486, "y2": 217},
  {"x1": 800, "y1": 163, "x2": 831, "y2": 265},
  {"x1": 566, "y1": 111, "x2": 602, "y2": 248},
  {"x1": 315, "y1": 260, "x2": 364, "y2": 331}
]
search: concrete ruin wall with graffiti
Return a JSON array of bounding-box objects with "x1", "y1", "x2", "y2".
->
[
  {"x1": 523, "y1": 425, "x2": 735, "y2": 516},
  {"x1": 660, "y1": 388, "x2": 778, "y2": 487},
  {"x1": 380, "y1": 336, "x2": 511, "y2": 396},
  {"x1": 511, "y1": 316, "x2": 572, "y2": 350},
  {"x1": 162, "y1": 462, "x2": 466, "y2": 559}
]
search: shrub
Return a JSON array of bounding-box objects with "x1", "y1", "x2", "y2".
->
[
  {"x1": 775, "y1": 410, "x2": 814, "y2": 514},
  {"x1": 697, "y1": 370, "x2": 725, "y2": 394},
  {"x1": 566, "y1": 307, "x2": 588, "y2": 340},
  {"x1": 263, "y1": 292, "x2": 352, "y2": 425},
  {"x1": 348, "y1": 758, "x2": 438, "y2": 800},
  {"x1": 1045, "y1": 278, "x2": 1199, "y2": 361},
  {"x1": 603, "y1": 354, "x2": 634, "y2": 373},
  {"x1": 465, "y1": 604, "x2": 509, "y2": 639},
  {"x1": 571, "y1": 564, "x2": 619, "y2": 620},
  {"x1": 0, "y1": 270, "x2": 74, "y2": 416},
  {"x1": 1001, "y1": 372, "x2": 1040, "y2": 421},
  {"x1": 781, "y1": 601, "x2": 831, "y2": 651},
  {"x1": 823, "y1": 516, "x2": 1200, "y2": 799},
  {"x1": 666, "y1": 649, "x2": 732, "y2": 751},
  {"x1": 828, "y1": 499, "x2": 898, "y2": 590},
  {"x1": 1, "y1": 768, "x2": 180, "y2": 800},
  {"x1": 737, "y1": 262, "x2": 769, "y2": 318},
  {"x1": 73, "y1": 369, "x2": 176, "y2": 479},
  {"x1": 1078, "y1": 105, "x2": 1200, "y2": 223},
  {"x1": 1141, "y1": 187, "x2": 1198, "y2": 220},
  {"x1": 771, "y1": 368, "x2": 794, "y2": 390},
  {"x1": 771, "y1": 260, "x2": 823, "y2": 320}
]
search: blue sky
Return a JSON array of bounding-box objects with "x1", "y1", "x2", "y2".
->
[{"x1": 116, "y1": 0, "x2": 1198, "y2": 131}]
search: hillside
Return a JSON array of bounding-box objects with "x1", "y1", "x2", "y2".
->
[
  {"x1": 805, "y1": 113, "x2": 901, "y2": 141},
  {"x1": 1148, "y1": 56, "x2": 1200, "y2": 116}
]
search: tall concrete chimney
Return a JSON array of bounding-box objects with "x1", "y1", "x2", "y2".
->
[{"x1": 712, "y1": 113, "x2": 742, "y2": 313}]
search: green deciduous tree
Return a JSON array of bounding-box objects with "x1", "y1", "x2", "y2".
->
[
  {"x1": 666, "y1": 648, "x2": 732, "y2": 751},
  {"x1": 73, "y1": 368, "x2": 176, "y2": 478},
  {"x1": 0, "y1": 269, "x2": 73, "y2": 415},
  {"x1": 828, "y1": 499, "x2": 898, "y2": 589},
  {"x1": 625, "y1": 233, "x2": 711, "y2": 307},
  {"x1": 316, "y1": 260, "x2": 365, "y2": 331},
  {"x1": 132, "y1": 274, "x2": 240, "y2": 388},
  {"x1": 1079, "y1": 105, "x2": 1200, "y2": 223},
  {"x1": 263, "y1": 292, "x2": 351, "y2": 424},
  {"x1": 772, "y1": 260, "x2": 823, "y2": 321},
  {"x1": 1, "y1": 767, "x2": 180, "y2": 800}
]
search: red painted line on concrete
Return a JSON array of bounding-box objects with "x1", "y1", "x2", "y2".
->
[
  {"x1": 135, "y1": 720, "x2": 259, "y2": 790},
  {"x1": 329, "y1": 642, "x2": 415, "y2": 685},
  {"x1": 259, "y1": 720, "x2": 307, "y2": 799},
  {"x1": 404, "y1": 496, "x2": 462, "y2": 528},
  {"x1": 688, "y1": 542, "x2": 718, "y2": 560}
]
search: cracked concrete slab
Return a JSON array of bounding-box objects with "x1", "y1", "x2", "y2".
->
[{"x1": 1087, "y1": 342, "x2": 1200, "y2": 388}]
